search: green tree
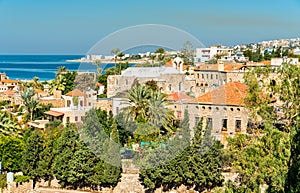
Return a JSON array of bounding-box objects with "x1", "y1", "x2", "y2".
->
[
  {"x1": 21, "y1": 87, "x2": 39, "y2": 121},
  {"x1": 0, "y1": 136, "x2": 24, "y2": 172},
  {"x1": 111, "y1": 48, "x2": 120, "y2": 75},
  {"x1": 56, "y1": 66, "x2": 67, "y2": 76},
  {"x1": 52, "y1": 126, "x2": 83, "y2": 188},
  {"x1": 21, "y1": 129, "x2": 45, "y2": 187},
  {"x1": 155, "y1": 47, "x2": 165, "y2": 54},
  {"x1": 264, "y1": 50, "x2": 271, "y2": 60},
  {"x1": 145, "y1": 80, "x2": 158, "y2": 91},
  {"x1": 140, "y1": 112, "x2": 224, "y2": 192},
  {"x1": 0, "y1": 112, "x2": 21, "y2": 136},
  {"x1": 224, "y1": 61, "x2": 300, "y2": 192},
  {"x1": 49, "y1": 68, "x2": 77, "y2": 95},
  {"x1": 37, "y1": 132, "x2": 57, "y2": 184},
  {"x1": 33, "y1": 103, "x2": 53, "y2": 120},
  {"x1": 32, "y1": 76, "x2": 42, "y2": 89}
]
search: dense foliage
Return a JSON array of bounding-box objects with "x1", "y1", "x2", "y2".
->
[
  {"x1": 139, "y1": 111, "x2": 224, "y2": 192},
  {"x1": 223, "y1": 62, "x2": 300, "y2": 192}
]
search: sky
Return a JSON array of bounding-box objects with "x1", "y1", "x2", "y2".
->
[{"x1": 0, "y1": 0, "x2": 300, "y2": 54}]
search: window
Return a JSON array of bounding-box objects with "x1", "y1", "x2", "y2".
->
[
  {"x1": 197, "y1": 74, "x2": 200, "y2": 79},
  {"x1": 81, "y1": 116, "x2": 84, "y2": 121},
  {"x1": 67, "y1": 100, "x2": 71, "y2": 107},
  {"x1": 202, "y1": 74, "x2": 204, "y2": 79},
  {"x1": 80, "y1": 101, "x2": 83, "y2": 107},
  {"x1": 178, "y1": 82, "x2": 182, "y2": 91},
  {"x1": 116, "y1": 107, "x2": 119, "y2": 114},
  {"x1": 222, "y1": 119, "x2": 228, "y2": 131},
  {"x1": 88, "y1": 102, "x2": 91, "y2": 106},
  {"x1": 207, "y1": 118, "x2": 213, "y2": 129},
  {"x1": 168, "y1": 84, "x2": 172, "y2": 91},
  {"x1": 89, "y1": 94, "x2": 91, "y2": 98},
  {"x1": 195, "y1": 117, "x2": 200, "y2": 126},
  {"x1": 75, "y1": 116, "x2": 78, "y2": 121},
  {"x1": 216, "y1": 74, "x2": 218, "y2": 79},
  {"x1": 66, "y1": 117, "x2": 70, "y2": 122},
  {"x1": 211, "y1": 74, "x2": 213, "y2": 79},
  {"x1": 177, "y1": 111, "x2": 182, "y2": 120},
  {"x1": 206, "y1": 74, "x2": 209, "y2": 79},
  {"x1": 236, "y1": 120, "x2": 242, "y2": 132}
]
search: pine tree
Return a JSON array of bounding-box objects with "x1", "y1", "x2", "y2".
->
[{"x1": 21, "y1": 129, "x2": 45, "y2": 187}]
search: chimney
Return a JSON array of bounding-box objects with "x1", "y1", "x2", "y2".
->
[{"x1": 218, "y1": 61, "x2": 224, "y2": 71}]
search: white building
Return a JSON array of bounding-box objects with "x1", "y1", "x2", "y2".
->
[
  {"x1": 194, "y1": 46, "x2": 234, "y2": 63},
  {"x1": 271, "y1": 57, "x2": 299, "y2": 66}
]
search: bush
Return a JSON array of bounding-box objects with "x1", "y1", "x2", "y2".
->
[
  {"x1": 0, "y1": 174, "x2": 6, "y2": 189},
  {"x1": 14, "y1": 175, "x2": 31, "y2": 183}
]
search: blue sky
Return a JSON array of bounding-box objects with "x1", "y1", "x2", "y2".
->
[{"x1": 0, "y1": 0, "x2": 300, "y2": 54}]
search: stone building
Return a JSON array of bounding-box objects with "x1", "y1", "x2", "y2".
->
[
  {"x1": 190, "y1": 62, "x2": 247, "y2": 96},
  {"x1": 166, "y1": 82, "x2": 249, "y2": 145},
  {"x1": 107, "y1": 57, "x2": 197, "y2": 98},
  {"x1": 44, "y1": 89, "x2": 97, "y2": 125}
]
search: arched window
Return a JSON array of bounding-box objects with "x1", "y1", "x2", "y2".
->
[
  {"x1": 168, "y1": 84, "x2": 172, "y2": 91},
  {"x1": 178, "y1": 82, "x2": 182, "y2": 91},
  {"x1": 190, "y1": 86, "x2": 194, "y2": 93}
]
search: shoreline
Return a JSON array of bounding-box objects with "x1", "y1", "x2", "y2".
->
[{"x1": 66, "y1": 59, "x2": 147, "y2": 64}]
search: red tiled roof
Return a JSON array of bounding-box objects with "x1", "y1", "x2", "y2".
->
[
  {"x1": 44, "y1": 110, "x2": 64, "y2": 117},
  {"x1": 167, "y1": 92, "x2": 193, "y2": 101},
  {"x1": 35, "y1": 89, "x2": 46, "y2": 94},
  {"x1": 195, "y1": 82, "x2": 248, "y2": 106},
  {"x1": 96, "y1": 82, "x2": 104, "y2": 87},
  {"x1": 1, "y1": 79, "x2": 18, "y2": 83},
  {"x1": 195, "y1": 64, "x2": 245, "y2": 71},
  {"x1": 165, "y1": 60, "x2": 173, "y2": 67},
  {"x1": 65, "y1": 89, "x2": 85, "y2": 97}
]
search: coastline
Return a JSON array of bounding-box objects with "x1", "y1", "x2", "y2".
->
[{"x1": 66, "y1": 58, "x2": 147, "y2": 64}]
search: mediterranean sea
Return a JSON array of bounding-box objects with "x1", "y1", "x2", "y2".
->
[{"x1": 0, "y1": 55, "x2": 116, "y2": 81}]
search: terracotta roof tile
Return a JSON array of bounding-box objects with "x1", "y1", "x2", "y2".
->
[
  {"x1": 35, "y1": 89, "x2": 46, "y2": 94},
  {"x1": 195, "y1": 64, "x2": 245, "y2": 71},
  {"x1": 44, "y1": 110, "x2": 64, "y2": 117},
  {"x1": 167, "y1": 92, "x2": 193, "y2": 101},
  {"x1": 196, "y1": 82, "x2": 248, "y2": 106},
  {"x1": 1, "y1": 79, "x2": 18, "y2": 83},
  {"x1": 65, "y1": 89, "x2": 85, "y2": 97},
  {"x1": 96, "y1": 82, "x2": 104, "y2": 87}
]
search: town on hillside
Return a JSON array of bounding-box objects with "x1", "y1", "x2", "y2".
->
[{"x1": 1, "y1": 39, "x2": 300, "y2": 192}]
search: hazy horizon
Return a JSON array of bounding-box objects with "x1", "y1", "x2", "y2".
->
[{"x1": 1, "y1": 0, "x2": 300, "y2": 54}]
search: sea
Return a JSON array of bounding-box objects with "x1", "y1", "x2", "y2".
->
[{"x1": 0, "y1": 55, "x2": 116, "y2": 81}]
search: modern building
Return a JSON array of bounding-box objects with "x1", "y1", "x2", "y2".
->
[{"x1": 194, "y1": 46, "x2": 234, "y2": 63}]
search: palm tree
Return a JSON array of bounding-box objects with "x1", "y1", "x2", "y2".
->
[
  {"x1": 123, "y1": 86, "x2": 176, "y2": 134},
  {"x1": 32, "y1": 76, "x2": 42, "y2": 89},
  {"x1": 111, "y1": 48, "x2": 120, "y2": 75},
  {"x1": 125, "y1": 85, "x2": 150, "y2": 122},
  {"x1": 147, "y1": 91, "x2": 175, "y2": 132},
  {"x1": 21, "y1": 87, "x2": 39, "y2": 121},
  {"x1": 56, "y1": 66, "x2": 67, "y2": 76},
  {"x1": 49, "y1": 75, "x2": 66, "y2": 94},
  {"x1": 0, "y1": 112, "x2": 21, "y2": 136}
]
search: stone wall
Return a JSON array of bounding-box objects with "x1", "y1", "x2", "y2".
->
[
  {"x1": 95, "y1": 99, "x2": 113, "y2": 112},
  {"x1": 4, "y1": 180, "x2": 33, "y2": 193},
  {"x1": 40, "y1": 99, "x2": 65, "y2": 108}
]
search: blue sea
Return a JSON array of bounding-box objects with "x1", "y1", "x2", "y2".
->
[{"x1": 0, "y1": 55, "x2": 116, "y2": 81}]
